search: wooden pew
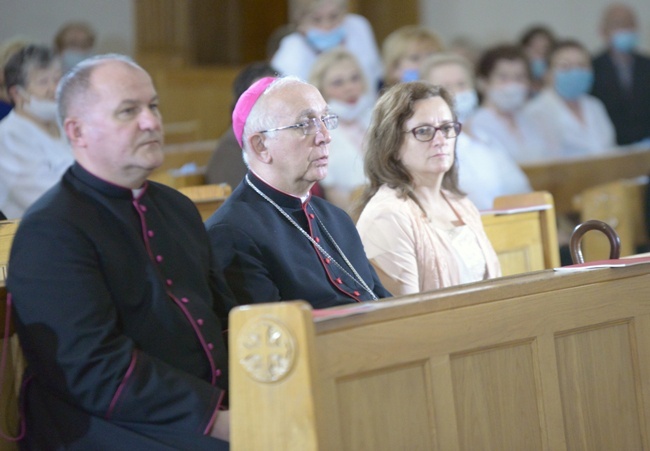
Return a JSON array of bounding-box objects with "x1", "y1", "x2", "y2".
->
[
  {"x1": 229, "y1": 264, "x2": 650, "y2": 450},
  {"x1": 149, "y1": 139, "x2": 218, "y2": 188},
  {"x1": 521, "y1": 147, "x2": 650, "y2": 215},
  {"x1": 178, "y1": 183, "x2": 232, "y2": 220},
  {"x1": 0, "y1": 220, "x2": 23, "y2": 451},
  {"x1": 574, "y1": 176, "x2": 648, "y2": 261},
  {"x1": 150, "y1": 66, "x2": 241, "y2": 141},
  {"x1": 481, "y1": 191, "x2": 560, "y2": 275}
]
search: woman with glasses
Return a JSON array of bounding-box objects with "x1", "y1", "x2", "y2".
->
[{"x1": 356, "y1": 81, "x2": 501, "y2": 295}]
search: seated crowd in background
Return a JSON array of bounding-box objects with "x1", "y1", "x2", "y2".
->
[
  {"x1": 0, "y1": 44, "x2": 73, "y2": 219},
  {"x1": 421, "y1": 52, "x2": 532, "y2": 210},
  {"x1": 271, "y1": 0, "x2": 383, "y2": 93},
  {"x1": 525, "y1": 39, "x2": 616, "y2": 158},
  {"x1": 308, "y1": 49, "x2": 374, "y2": 213}
]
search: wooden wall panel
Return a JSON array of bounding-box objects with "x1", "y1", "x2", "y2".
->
[
  {"x1": 555, "y1": 321, "x2": 644, "y2": 451},
  {"x1": 337, "y1": 362, "x2": 435, "y2": 450},
  {"x1": 450, "y1": 340, "x2": 544, "y2": 450}
]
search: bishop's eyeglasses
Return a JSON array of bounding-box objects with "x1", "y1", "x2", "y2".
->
[
  {"x1": 404, "y1": 121, "x2": 462, "y2": 142},
  {"x1": 259, "y1": 114, "x2": 339, "y2": 136}
]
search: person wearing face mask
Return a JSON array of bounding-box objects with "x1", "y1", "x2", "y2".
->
[
  {"x1": 381, "y1": 25, "x2": 444, "y2": 88},
  {"x1": 271, "y1": 0, "x2": 382, "y2": 93},
  {"x1": 309, "y1": 49, "x2": 375, "y2": 212},
  {"x1": 519, "y1": 25, "x2": 557, "y2": 96},
  {"x1": 468, "y1": 44, "x2": 547, "y2": 164},
  {"x1": 421, "y1": 53, "x2": 531, "y2": 210},
  {"x1": 525, "y1": 40, "x2": 615, "y2": 159},
  {"x1": 53, "y1": 21, "x2": 96, "y2": 73},
  {"x1": 0, "y1": 45, "x2": 73, "y2": 219},
  {"x1": 591, "y1": 3, "x2": 650, "y2": 146}
]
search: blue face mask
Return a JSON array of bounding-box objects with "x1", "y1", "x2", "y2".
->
[
  {"x1": 554, "y1": 68, "x2": 594, "y2": 101},
  {"x1": 306, "y1": 26, "x2": 345, "y2": 52},
  {"x1": 611, "y1": 30, "x2": 639, "y2": 53},
  {"x1": 400, "y1": 68, "x2": 419, "y2": 83},
  {"x1": 530, "y1": 58, "x2": 547, "y2": 80}
]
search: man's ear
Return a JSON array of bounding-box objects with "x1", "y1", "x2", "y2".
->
[
  {"x1": 249, "y1": 133, "x2": 272, "y2": 164},
  {"x1": 63, "y1": 118, "x2": 85, "y2": 147}
]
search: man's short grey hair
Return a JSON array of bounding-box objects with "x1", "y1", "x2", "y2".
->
[
  {"x1": 241, "y1": 75, "x2": 310, "y2": 152},
  {"x1": 55, "y1": 53, "x2": 144, "y2": 128}
]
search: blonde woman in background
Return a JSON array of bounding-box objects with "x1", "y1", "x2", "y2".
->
[
  {"x1": 309, "y1": 49, "x2": 374, "y2": 212},
  {"x1": 356, "y1": 82, "x2": 500, "y2": 295},
  {"x1": 381, "y1": 25, "x2": 444, "y2": 87}
]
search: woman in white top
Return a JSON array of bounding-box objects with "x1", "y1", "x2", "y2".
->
[
  {"x1": 356, "y1": 82, "x2": 501, "y2": 295},
  {"x1": 309, "y1": 49, "x2": 374, "y2": 212},
  {"x1": 468, "y1": 44, "x2": 547, "y2": 164},
  {"x1": 271, "y1": 0, "x2": 382, "y2": 92},
  {"x1": 0, "y1": 45, "x2": 73, "y2": 219},
  {"x1": 524, "y1": 39, "x2": 616, "y2": 159},
  {"x1": 421, "y1": 52, "x2": 532, "y2": 210}
]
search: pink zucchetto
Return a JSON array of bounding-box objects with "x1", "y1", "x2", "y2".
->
[{"x1": 232, "y1": 76, "x2": 277, "y2": 148}]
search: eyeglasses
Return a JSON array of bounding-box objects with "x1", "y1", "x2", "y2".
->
[
  {"x1": 259, "y1": 114, "x2": 339, "y2": 136},
  {"x1": 404, "y1": 121, "x2": 462, "y2": 142}
]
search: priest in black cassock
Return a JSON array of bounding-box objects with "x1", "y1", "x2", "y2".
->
[
  {"x1": 206, "y1": 76, "x2": 392, "y2": 311},
  {"x1": 7, "y1": 55, "x2": 231, "y2": 449}
]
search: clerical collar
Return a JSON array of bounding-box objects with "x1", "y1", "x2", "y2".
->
[
  {"x1": 71, "y1": 162, "x2": 150, "y2": 200},
  {"x1": 247, "y1": 171, "x2": 311, "y2": 208}
]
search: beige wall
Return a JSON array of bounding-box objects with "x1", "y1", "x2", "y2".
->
[
  {"x1": 0, "y1": 0, "x2": 649, "y2": 60},
  {"x1": 0, "y1": 0, "x2": 133, "y2": 55}
]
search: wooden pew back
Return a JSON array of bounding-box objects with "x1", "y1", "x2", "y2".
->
[
  {"x1": 481, "y1": 191, "x2": 560, "y2": 275},
  {"x1": 574, "y1": 176, "x2": 649, "y2": 261},
  {"x1": 149, "y1": 139, "x2": 218, "y2": 188},
  {"x1": 230, "y1": 266, "x2": 650, "y2": 450},
  {"x1": 522, "y1": 148, "x2": 650, "y2": 215},
  {"x1": 178, "y1": 183, "x2": 232, "y2": 220},
  {"x1": 0, "y1": 220, "x2": 22, "y2": 451}
]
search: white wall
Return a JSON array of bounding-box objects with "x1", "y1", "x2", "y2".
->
[
  {"x1": 1, "y1": 0, "x2": 649, "y2": 60},
  {"x1": 0, "y1": 0, "x2": 133, "y2": 55},
  {"x1": 422, "y1": 0, "x2": 650, "y2": 54}
]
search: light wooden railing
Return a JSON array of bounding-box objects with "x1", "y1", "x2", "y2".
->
[
  {"x1": 481, "y1": 191, "x2": 560, "y2": 275},
  {"x1": 521, "y1": 147, "x2": 650, "y2": 215},
  {"x1": 230, "y1": 264, "x2": 650, "y2": 450}
]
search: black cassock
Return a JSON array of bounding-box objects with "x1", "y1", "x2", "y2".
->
[
  {"x1": 8, "y1": 163, "x2": 231, "y2": 450},
  {"x1": 206, "y1": 171, "x2": 391, "y2": 315}
]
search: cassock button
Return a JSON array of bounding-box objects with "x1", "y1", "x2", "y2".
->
[
  {"x1": 197, "y1": 318, "x2": 204, "y2": 326},
  {"x1": 336, "y1": 277, "x2": 342, "y2": 284},
  {"x1": 181, "y1": 297, "x2": 189, "y2": 304},
  {"x1": 325, "y1": 258, "x2": 331, "y2": 264},
  {"x1": 354, "y1": 291, "x2": 360, "y2": 296},
  {"x1": 215, "y1": 369, "x2": 222, "y2": 377},
  {"x1": 166, "y1": 279, "x2": 173, "y2": 286},
  {"x1": 156, "y1": 255, "x2": 163, "y2": 263},
  {"x1": 207, "y1": 343, "x2": 214, "y2": 350},
  {"x1": 147, "y1": 230, "x2": 155, "y2": 238},
  {"x1": 139, "y1": 204, "x2": 147, "y2": 212},
  {"x1": 315, "y1": 236, "x2": 320, "y2": 243},
  {"x1": 309, "y1": 213, "x2": 315, "y2": 219}
]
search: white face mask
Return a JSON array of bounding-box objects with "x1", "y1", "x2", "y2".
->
[
  {"x1": 328, "y1": 92, "x2": 375, "y2": 123},
  {"x1": 487, "y1": 83, "x2": 528, "y2": 113},
  {"x1": 22, "y1": 94, "x2": 58, "y2": 123},
  {"x1": 454, "y1": 90, "x2": 478, "y2": 123}
]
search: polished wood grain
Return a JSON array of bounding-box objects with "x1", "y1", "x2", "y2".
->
[{"x1": 230, "y1": 264, "x2": 650, "y2": 450}]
